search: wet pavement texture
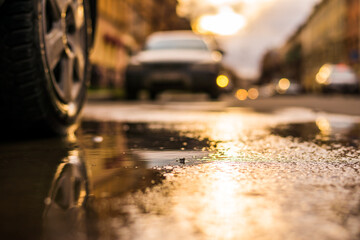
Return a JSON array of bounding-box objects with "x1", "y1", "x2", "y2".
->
[{"x1": 1, "y1": 100, "x2": 360, "y2": 240}]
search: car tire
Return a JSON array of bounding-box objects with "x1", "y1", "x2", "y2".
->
[
  {"x1": 125, "y1": 88, "x2": 138, "y2": 100},
  {"x1": 209, "y1": 90, "x2": 220, "y2": 100},
  {"x1": 149, "y1": 90, "x2": 157, "y2": 100},
  {"x1": 0, "y1": 0, "x2": 91, "y2": 136}
]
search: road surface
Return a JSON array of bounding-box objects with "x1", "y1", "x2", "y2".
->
[{"x1": 0, "y1": 94, "x2": 359, "y2": 240}]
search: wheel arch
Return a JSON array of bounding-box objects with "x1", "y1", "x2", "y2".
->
[{"x1": 89, "y1": 0, "x2": 97, "y2": 45}]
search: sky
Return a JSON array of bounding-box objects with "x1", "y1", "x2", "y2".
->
[{"x1": 177, "y1": 0, "x2": 320, "y2": 79}]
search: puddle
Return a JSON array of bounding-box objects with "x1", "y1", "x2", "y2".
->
[
  {"x1": 79, "y1": 121, "x2": 212, "y2": 167},
  {"x1": 271, "y1": 120, "x2": 360, "y2": 148}
]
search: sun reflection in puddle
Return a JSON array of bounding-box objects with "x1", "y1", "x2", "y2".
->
[
  {"x1": 199, "y1": 163, "x2": 244, "y2": 239},
  {"x1": 207, "y1": 115, "x2": 245, "y2": 142},
  {"x1": 316, "y1": 116, "x2": 332, "y2": 136}
]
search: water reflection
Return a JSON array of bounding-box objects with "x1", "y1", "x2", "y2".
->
[
  {"x1": 43, "y1": 150, "x2": 89, "y2": 240},
  {"x1": 0, "y1": 138, "x2": 74, "y2": 239},
  {"x1": 271, "y1": 118, "x2": 360, "y2": 147},
  {"x1": 0, "y1": 120, "x2": 214, "y2": 239},
  {"x1": 2, "y1": 117, "x2": 359, "y2": 239},
  {"x1": 80, "y1": 121, "x2": 211, "y2": 167}
]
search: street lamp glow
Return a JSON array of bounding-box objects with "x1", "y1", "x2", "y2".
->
[
  {"x1": 316, "y1": 64, "x2": 331, "y2": 84},
  {"x1": 278, "y1": 78, "x2": 290, "y2": 91}
]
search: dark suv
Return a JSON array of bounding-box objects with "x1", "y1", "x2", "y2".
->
[{"x1": 125, "y1": 30, "x2": 226, "y2": 100}]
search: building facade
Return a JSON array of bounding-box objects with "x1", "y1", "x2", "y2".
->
[
  {"x1": 265, "y1": 0, "x2": 360, "y2": 91},
  {"x1": 300, "y1": 0, "x2": 347, "y2": 91},
  {"x1": 345, "y1": 0, "x2": 360, "y2": 71}
]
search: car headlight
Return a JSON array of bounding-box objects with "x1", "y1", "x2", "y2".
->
[{"x1": 216, "y1": 75, "x2": 230, "y2": 88}]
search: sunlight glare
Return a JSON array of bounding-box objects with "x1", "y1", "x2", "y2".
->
[
  {"x1": 207, "y1": 0, "x2": 240, "y2": 5},
  {"x1": 195, "y1": 6, "x2": 246, "y2": 35}
]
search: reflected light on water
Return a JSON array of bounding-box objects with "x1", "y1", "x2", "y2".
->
[
  {"x1": 211, "y1": 142, "x2": 247, "y2": 161},
  {"x1": 208, "y1": 115, "x2": 244, "y2": 142},
  {"x1": 68, "y1": 150, "x2": 81, "y2": 164},
  {"x1": 188, "y1": 163, "x2": 279, "y2": 239},
  {"x1": 202, "y1": 163, "x2": 244, "y2": 239},
  {"x1": 316, "y1": 117, "x2": 332, "y2": 135}
]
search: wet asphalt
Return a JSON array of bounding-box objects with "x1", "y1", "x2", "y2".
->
[{"x1": 0, "y1": 94, "x2": 360, "y2": 240}]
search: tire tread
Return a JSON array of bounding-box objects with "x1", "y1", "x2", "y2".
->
[{"x1": 0, "y1": 0, "x2": 45, "y2": 129}]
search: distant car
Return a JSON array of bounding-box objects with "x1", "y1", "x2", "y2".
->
[
  {"x1": 125, "y1": 31, "x2": 226, "y2": 100},
  {"x1": 316, "y1": 64, "x2": 359, "y2": 93}
]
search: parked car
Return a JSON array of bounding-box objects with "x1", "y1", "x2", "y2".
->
[
  {"x1": 0, "y1": 0, "x2": 96, "y2": 135},
  {"x1": 316, "y1": 64, "x2": 359, "y2": 94},
  {"x1": 125, "y1": 30, "x2": 227, "y2": 100}
]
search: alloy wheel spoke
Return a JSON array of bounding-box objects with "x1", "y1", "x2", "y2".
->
[
  {"x1": 53, "y1": 0, "x2": 71, "y2": 14},
  {"x1": 68, "y1": 34, "x2": 85, "y2": 81},
  {"x1": 44, "y1": 0, "x2": 86, "y2": 103},
  {"x1": 45, "y1": 25, "x2": 65, "y2": 70},
  {"x1": 47, "y1": 0, "x2": 62, "y2": 20},
  {"x1": 71, "y1": 1, "x2": 85, "y2": 30},
  {"x1": 61, "y1": 54, "x2": 75, "y2": 102}
]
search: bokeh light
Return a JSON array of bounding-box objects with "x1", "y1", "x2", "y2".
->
[
  {"x1": 236, "y1": 89, "x2": 248, "y2": 101},
  {"x1": 216, "y1": 75, "x2": 230, "y2": 88},
  {"x1": 278, "y1": 78, "x2": 290, "y2": 91},
  {"x1": 316, "y1": 64, "x2": 331, "y2": 84},
  {"x1": 248, "y1": 88, "x2": 259, "y2": 100},
  {"x1": 316, "y1": 117, "x2": 331, "y2": 135}
]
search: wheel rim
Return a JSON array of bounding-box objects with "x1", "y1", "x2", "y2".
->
[{"x1": 43, "y1": 0, "x2": 87, "y2": 104}]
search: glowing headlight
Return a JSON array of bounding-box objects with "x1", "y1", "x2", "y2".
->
[{"x1": 216, "y1": 75, "x2": 229, "y2": 88}]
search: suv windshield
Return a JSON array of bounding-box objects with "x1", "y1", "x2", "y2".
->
[{"x1": 145, "y1": 39, "x2": 209, "y2": 51}]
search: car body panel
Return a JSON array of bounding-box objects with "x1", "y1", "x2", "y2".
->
[{"x1": 133, "y1": 49, "x2": 218, "y2": 64}]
